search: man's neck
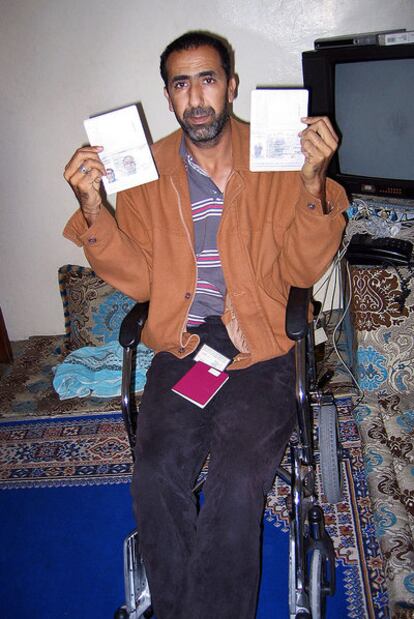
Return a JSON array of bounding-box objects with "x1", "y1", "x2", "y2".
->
[{"x1": 184, "y1": 119, "x2": 233, "y2": 192}]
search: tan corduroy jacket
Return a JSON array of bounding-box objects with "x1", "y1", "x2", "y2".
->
[{"x1": 63, "y1": 118, "x2": 348, "y2": 369}]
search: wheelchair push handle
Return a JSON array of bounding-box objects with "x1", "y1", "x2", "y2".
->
[
  {"x1": 119, "y1": 301, "x2": 149, "y2": 349},
  {"x1": 285, "y1": 286, "x2": 312, "y2": 341}
]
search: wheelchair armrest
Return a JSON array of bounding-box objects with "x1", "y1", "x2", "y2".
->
[
  {"x1": 285, "y1": 286, "x2": 312, "y2": 341},
  {"x1": 119, "y1": 301, "x2": 149, "y2": 349}
]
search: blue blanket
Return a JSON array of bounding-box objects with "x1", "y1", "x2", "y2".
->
[{"x1": 53, "y1": 341, "x2": 154, "y2": 399}]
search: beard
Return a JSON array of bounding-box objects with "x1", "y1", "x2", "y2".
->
[{"x1": 176, "y1": 103, "x2": 230, "y2": 146}]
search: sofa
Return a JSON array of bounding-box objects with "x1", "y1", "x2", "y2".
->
[
  {"x1": 348, "y1": 256, "x2": 414, "y2": 615},
  {"x1": 0, "y1": 265, "x2": 144, "y2": 420}
]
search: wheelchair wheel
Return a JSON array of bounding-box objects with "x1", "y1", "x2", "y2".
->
[
  {"x1": 319, "y1": 403, "x2": 342, "y2": 504},
  {"x1": 309, "y1": 549, "x2": 326, "y2": 619},
  {"x1": 289, "y1": 523, "x2": 312, "y2": 619}
]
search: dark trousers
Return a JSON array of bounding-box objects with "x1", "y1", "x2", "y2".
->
[{"x1": 131, "y1": 317, "x2": 296, "y2": 619}]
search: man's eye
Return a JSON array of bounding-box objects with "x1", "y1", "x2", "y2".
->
[
  {"x1": 174, "y1": 81, "x2": 187, "y2": 89},
  {"x1": 204, "y1": 77, "x2": 215, "y2": 85}
]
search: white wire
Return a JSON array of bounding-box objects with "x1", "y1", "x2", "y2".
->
[
  {"x1": 330, "y1": 261, "x2": 364, "y2": 404},
  {"x1": 313, "y1": 249, "x2": 364, "y2": 409}
]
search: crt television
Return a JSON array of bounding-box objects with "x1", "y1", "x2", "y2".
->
[{"x1": 302, "y1": 43, "x2": 414, "y2": 201}]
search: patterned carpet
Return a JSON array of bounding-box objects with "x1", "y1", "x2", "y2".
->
[
  {"x1": 0, "y1": 399, "x2": 389, "y2": 618},
  {"x1": 0, "y1": 414, "x2": 131, "y2": 488}
]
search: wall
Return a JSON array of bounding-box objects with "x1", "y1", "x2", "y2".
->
[{"x1": 0, "y1": 0, "x2": 412, "y2": 339}]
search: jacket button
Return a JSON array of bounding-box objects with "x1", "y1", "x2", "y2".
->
[
  {"x1": 307, "y1": 203, "x2": 316, "y2": 210},
  {"x1": 178, "y1": 347, "x2": 185, "y2": 353},
  {"x1": 184, "y1": 292, "x2": 191, "y2": 299}
]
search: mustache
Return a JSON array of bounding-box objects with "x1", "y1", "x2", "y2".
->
[{"x1": 183, "y1": 106, "x2": 215, "y2": 119}]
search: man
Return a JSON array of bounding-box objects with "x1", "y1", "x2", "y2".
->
[
  {"x1": 122, "y1": 154, "x2": 137, "y2": 175},
  {"x1": 63, "y1": 31, "x2": 347, "y2": 619}
]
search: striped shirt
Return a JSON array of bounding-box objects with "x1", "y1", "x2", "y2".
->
[{"x1": 180, "y1": 141, "x2": 226, "y2": 326}]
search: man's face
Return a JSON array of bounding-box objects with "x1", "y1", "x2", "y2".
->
[
  {"x1": 164, "y1": 45, "x2": 236, "y2": 145},
  {"x1": 123, "y1": 155, "x2": 136, "y2": 175}
]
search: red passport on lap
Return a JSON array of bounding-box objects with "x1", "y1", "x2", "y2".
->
[{"x1": 172, "y1": 361, "x2": 229, "y2": 409}]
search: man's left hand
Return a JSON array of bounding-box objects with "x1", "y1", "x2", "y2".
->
[{"x1": 299, "y1": 116, "x2": 339, "y2": 201}]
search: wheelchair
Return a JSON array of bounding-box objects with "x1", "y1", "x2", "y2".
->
[{"x1": 115, "y1": 286, "x2": 342, "y2": 619}]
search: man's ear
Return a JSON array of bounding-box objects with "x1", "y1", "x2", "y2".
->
[
  {"x1": 164, "y1": 87, "x2": 174, "y2": 112},
  {"x1": 227, "y1": 76, "x2": 237, "y2": 103}
]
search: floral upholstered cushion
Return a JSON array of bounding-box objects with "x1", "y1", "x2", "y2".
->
[
  {"x1": 350, "y1": 263, "x2": 414, "y2": 612},
  {"x1": 58, "y1": 265, "x2": 136, "y2": 351},
  {"x1": 354, "y1": 391, "x2": 414, "y2": 613},
  {"x1": 350, "y1": 266, "x2": 414, "y2": 396}
]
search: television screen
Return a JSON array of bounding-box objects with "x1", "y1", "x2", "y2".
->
[
  {"x1": 335, "y1": 58, "x2": 414, "y2": 182},
  {"x1": 302, "y1": 42, "x2": 414, "y2": 200}
]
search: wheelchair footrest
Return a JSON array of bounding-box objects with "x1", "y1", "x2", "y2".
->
[{"x1": 123, "y1": 530, "x2": 152, "y2": 617}]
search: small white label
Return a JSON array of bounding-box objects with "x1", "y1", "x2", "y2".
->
[
  {"x1": 314, "y1": 327, "x2": 328, "y2": 346},
  {"x1": 208, "y1": 367, "x2": 221, "y2": 377},
  {"x1": 194, "y1": 344, "x2": 230, "y2": 371}
]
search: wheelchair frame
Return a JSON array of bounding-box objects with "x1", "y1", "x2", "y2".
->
[
  {"x1": 284, "y1": 287, "x2": 338, "y2": 618},
  {"x1": 115, "y1": 287, "x2": 341, "y2": 619}
]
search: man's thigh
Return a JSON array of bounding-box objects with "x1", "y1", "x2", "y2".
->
[
  {"x1": 135, "y1": 351, "x2": 210, "y2": 486},
  {"x1": 207, "y1": 349, "x2": 296, "y2": 493}
]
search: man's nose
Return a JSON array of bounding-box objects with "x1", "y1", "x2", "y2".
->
[{"x1": 188, "y1": 81, "x2": 203, "y2": 107}]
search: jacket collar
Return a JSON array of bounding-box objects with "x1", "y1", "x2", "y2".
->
[{"x1": 151, "y1": 116, "x2": 250, "y2": 176}]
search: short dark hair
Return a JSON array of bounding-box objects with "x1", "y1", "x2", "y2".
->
[{"x1": 160, "y1": 31, "x2": 232, "y2": 87}]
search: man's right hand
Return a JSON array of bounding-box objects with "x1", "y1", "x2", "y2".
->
[{"x1": 64, "y1": 146, "x2": 106, "y2": 227}]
